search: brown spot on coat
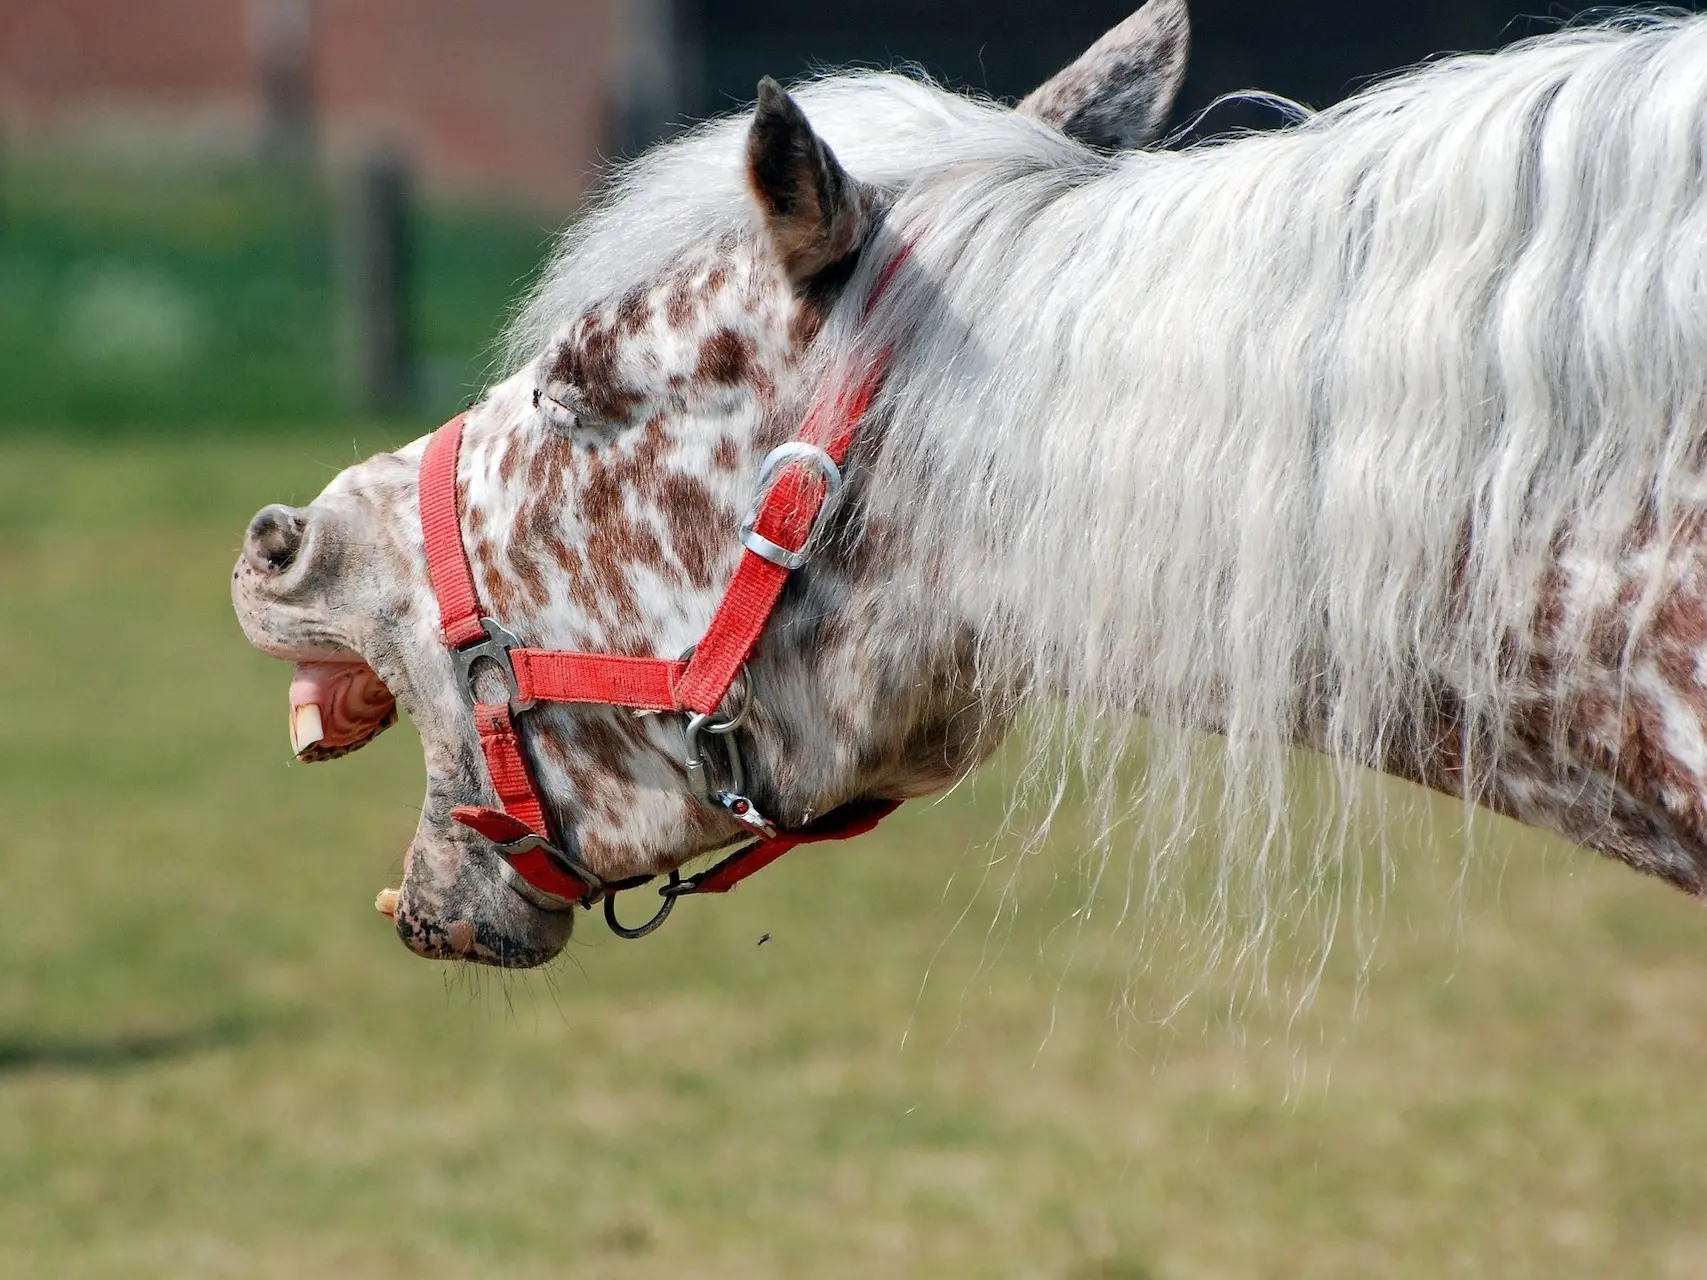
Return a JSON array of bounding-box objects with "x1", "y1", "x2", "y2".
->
[
  {"x1": 788, "y1": 306, "x2": 823, "y2": 350},
  {"x1": 482, "y1": 562, "x2": 521, "y2": 621},
  {"x1": 615, "y1": 288, "x2": 650, "y2": 335},
  {"x1": 657, "y1": 471, "x2": 727, "y2": 589},
  {"x1": 696, "y1": 328, "x2": 754, "y2": 386},
  {"x1": 665, "y1": 280, "x2": 696, "y2": 328}
]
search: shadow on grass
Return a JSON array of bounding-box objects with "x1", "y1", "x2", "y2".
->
[{"x1": 0, "y1": 1014, "x2": 277, "y2": 1075}]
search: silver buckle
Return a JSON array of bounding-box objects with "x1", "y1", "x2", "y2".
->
[
  {"x1": 492, "y1": 830, "x2": 607, "y2": 904},
  {"x1": 494, "y1": 856, "x2": 581, "y2": 913},
  {"x1": 452, "y1": 617, "x2": 534, "y2": 711},
  {"x1": 739, "y1": 443, "x2": 845, "y2": 570}
]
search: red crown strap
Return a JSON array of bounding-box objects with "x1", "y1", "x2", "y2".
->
[
  {"x1": 419, "y1": 414, "x2": 487, "y2": 649},
  {"x1": 673, "y1": 364, "x2": 886, "y2": 713},
  {"x1": 672, "y1": 251, "x2": 905, "y2": 713}
]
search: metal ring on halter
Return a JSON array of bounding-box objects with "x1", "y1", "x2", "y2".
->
[
  {"x1": 739, "y1": 442, "x2": 845, "y2": 570},
  {"x1": 674, "y1": 639, "x2": 754, "y2": 799},
  {"x1": 701, "y1": 682, "x2": 752, "y2": 734},
  {"x1": 683, "y1": 644, "x2": 753, "y2": 731},
  {"x1": 603, "y1": 871, "x2": 680, "y2": 939}
]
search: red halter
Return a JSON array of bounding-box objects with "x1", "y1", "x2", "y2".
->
[{"x1": 416, "y1": 249, "x2": 909, "y2": 936}]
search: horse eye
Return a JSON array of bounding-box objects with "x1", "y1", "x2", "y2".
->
[{"x1": 532, "y1": 385, "x2": 582, "y2": 433}]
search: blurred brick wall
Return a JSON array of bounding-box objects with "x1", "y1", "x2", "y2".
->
[
  {"x1": 0, "y1": 0, "x2": 619, "y2": 210},
  {"x1": 0, "y1": 1, "x2": 247, "y2": 122},
  {"x1": 317, "y1": 0, "x2": 617, "y2": 209}
]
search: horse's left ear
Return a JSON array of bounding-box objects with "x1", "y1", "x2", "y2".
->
[
  {"x1": 1018, "y1": 0, "x2": 1191, "y2": 149},
  {"x1": 747, "y1": 77, "x2": 876, "y2": 290}
]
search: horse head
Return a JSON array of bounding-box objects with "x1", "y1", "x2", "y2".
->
[{"x1": 232, "y1": 1, "x2": 1193, "y2": 966}]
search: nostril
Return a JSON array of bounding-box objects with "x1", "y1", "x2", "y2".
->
[{"x1": 245, "y1": 504, "x2": 306, "y2": 574}]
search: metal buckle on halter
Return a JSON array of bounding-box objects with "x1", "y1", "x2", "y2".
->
[
  {"x1": 491, "y1": 826, "x2": 684, "y2": 939},
  {"x1": 452, "y1": 617, "x2": 534, "y2": 711},
  {"x1": 739, "y1": 442, "x2": 845, "y2": 570},
  {"x1": 491, "y1": 830, "x2": 606, "y2": 905}
]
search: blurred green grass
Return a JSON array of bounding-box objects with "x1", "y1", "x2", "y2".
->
[
  {"x1": 0, "y1": 152, "x2": 554, "y2": 429},
  {"x1": 5, "y1": 433, "x2": 1707, "y2": 1277}
]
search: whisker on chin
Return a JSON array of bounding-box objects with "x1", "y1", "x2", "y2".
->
[{"x1": 539, "y1": 968, "x2": 572, "y2": 1027}]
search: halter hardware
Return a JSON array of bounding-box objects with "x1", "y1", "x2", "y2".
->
[
  {"x1": 740, "y1": 442, "x2": 845, "y2": 569},
  {"x1": 451, "y1": 617, "x2": 534, "y2": 711},
  {"x1": 678, "y1": 651, "x2": 753, "y2": 801},
  {"x1": 716, "y1": 790, "x2": 778, "y2": 839},
  {"x1": 492, "y1": 830, "x2": 605, "y2": 902},
  {"x1": 603, "y1": 871, "x2": 681, "y2": 939},
  {"x1": 416, "y1": 244, "x2": 914, "y2": 939},
  {"x1": 683, "y1": 704, "x2": 779, "y2": 837}
]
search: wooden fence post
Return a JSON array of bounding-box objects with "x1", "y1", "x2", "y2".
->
[
  {"x1": 250, "y1": 0, "x2": 316, "y2": 165},
  {"x1": 337, "y1": 149, "x2": 414, "y2": 414}
]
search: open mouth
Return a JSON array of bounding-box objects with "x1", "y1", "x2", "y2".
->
[
  {"x1": 288, "y1": 657, "x2": 398, "y2": 762},
  {"x1": 280, "y1": 653, "x2": 569, "y2": 961},
  {"x1": 287, "y1": 658, "x2": 415, "y2": 931},
  {"x1": 234, "y1": 519, "x2": 573, "y2": 964}
]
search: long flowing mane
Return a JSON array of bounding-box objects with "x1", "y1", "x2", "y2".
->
[{"x1": 510, "y1": 14, "x2": 1707, "y2": 993}]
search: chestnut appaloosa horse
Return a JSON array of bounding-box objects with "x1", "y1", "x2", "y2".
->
[{"x1": 236, "y1": 2, "x2": 1707, "y2": 968}]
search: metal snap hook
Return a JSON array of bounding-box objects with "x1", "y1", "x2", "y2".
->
[{"x1": 684, "y1": 711, "x2": 746, "y2": 801}]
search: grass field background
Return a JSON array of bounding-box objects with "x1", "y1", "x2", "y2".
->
[{"x1": 6, "y1": 433, "x2": 1707, "y2": 1278}]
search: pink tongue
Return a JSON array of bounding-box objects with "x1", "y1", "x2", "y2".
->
[{"x1": 290, "y1": 659, "x2": 397, "y2": 748}]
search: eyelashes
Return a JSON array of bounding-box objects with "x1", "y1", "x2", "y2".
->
[{"x1": 533, "y1": 384, "x2": 583, "y2": 434}]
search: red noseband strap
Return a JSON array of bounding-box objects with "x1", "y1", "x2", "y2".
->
[{"x1": 416, "y1": 247, "x2": 912, "y2": 919}]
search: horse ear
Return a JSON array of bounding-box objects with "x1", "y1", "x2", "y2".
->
[
  {"x1": 1018, "y1": 0, "x2": 1190, "y2": 149},
  {"x1": 747, "y1": 77, "x2": 875, "y2": 289}
]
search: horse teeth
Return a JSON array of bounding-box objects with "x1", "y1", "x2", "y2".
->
[
  {"x1": 375, "y1": 887, "x2": 400, "y2": 918},
  {"x1": 290, "y1": 703, "x2": 324, "y2": 756}
]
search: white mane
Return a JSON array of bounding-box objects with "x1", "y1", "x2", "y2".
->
[{"x1": 511, "y1": 14, "x2": 1707, "y2": 999}]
